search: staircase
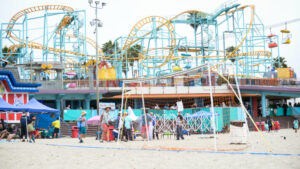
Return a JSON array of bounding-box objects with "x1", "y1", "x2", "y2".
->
[
  {"x1": 60, "y1": 121, "x2": 99, "y2": 137},
  {"x1": 0, "y1": 66, "x2": 20, "y2": 81},
  {"x1": 247, "y1": 116, "x2": 296, "y2": 131}
]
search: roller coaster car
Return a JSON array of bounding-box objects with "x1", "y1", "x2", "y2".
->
[
  {"x1": 172, "y1": 66, "x2": 182, "y2": 72},
  {"x1": 280, "y1": 29, "x2": 291, "y2": 44},
  {"x1": 267, "y1": 34, "x2": 278, "y2": 48},
  {"x1": 268, "y1": 42, "x2": 278, "y2": 48}
]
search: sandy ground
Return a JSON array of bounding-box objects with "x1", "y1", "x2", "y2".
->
[{"x1": 0, "y1": 129, "x2": 300, "y2": 169}]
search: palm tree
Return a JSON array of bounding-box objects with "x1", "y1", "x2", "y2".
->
[
  {"x1": 123, "y1": 44, "x2": 141, "y2": 78},
  {"x1": 102, "y1": 40, "x2": 116, "y2": 56},
  {"x1": 273, "y1": 57, "x2": 288, "y2": 68},
  {"x1": 187, "y1": 12, "x2": 204, "y2": 57}
]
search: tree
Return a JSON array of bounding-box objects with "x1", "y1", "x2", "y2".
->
[
  {"x1": 102, "y1": 40, "x2": 117, "y2": 56},
  {"x1": 123, "y1": 44, "x2": 141, "y2": 77},
  {"x1": 187, "y1": 12, "x2": 205, "y2": 56},
  {"x1": 273, "y1": 57, "x2": 288, "y2": 69},
  {"x1": 225, "y1": 46, "x2": 240, "y2": 62},
  {"x1": 2, "y1": 46, "x2": 16, "y2": 64},
  {"x1": 187, "y1": 13, "x2": 203, "y2": 31}
]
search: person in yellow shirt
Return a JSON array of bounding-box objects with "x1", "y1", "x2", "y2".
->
[{"x1": 51, "y1": 117, "x2": 60, "y2": 139}]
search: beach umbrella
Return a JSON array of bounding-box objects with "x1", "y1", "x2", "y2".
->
[{"x1": 87, "y1": 116, "x2": 101, "y2": 126}]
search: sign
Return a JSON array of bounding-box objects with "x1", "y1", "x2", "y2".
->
[
  {"x1": 176, "y1": 101, "x2": 184, "y2": 112},
  {"x1": 99, "y1": 102, "x2": 115, "y2": 110}
]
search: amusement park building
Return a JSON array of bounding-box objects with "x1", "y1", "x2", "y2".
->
[{"x1": 0, "y1": 69, "x2": 40, "y2": 123}]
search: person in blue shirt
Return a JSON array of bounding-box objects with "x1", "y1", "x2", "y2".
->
[
  {"x1": 78, "y1": 111, "x2": 87, "y2": 143},
  {"x1": 124, "y1": 112, "x2": 132, "y2": 141},
  {"x1": 293, "y1": 119, "x2": 299, "y2": 133}
]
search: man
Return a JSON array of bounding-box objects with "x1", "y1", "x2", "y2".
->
[
  {"x1": 149, "y1": 112, "x2": 156, "y2": 140},
  {"x1": 176, "y1": 111, "x2": 184, "y2": 140},
  {"x1": 78, "y1": 111, "x2": 87, "y2": 143},
  {"x1": 124, "y1": 112, "x2": 132, "y2": 141},
  {"x1": 51, "y1": 117, "x2": 60, "y2": 139},
  {"x1": 100, "y1": 107, "x2": 110, "y2": 142},
  {"x1": 20, "y1": 113, "x2": 30, "y2": 142},
  {"x1": 141, "y1": 109, "x2": 151, "y2": 140}
]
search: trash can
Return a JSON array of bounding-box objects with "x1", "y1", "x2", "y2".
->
[
  {"x1": 260, "y1": 122, "x2": 266, "y2": 131},
  {"x1": 255, "y1": 122, "x2": 260, "y2": 131},
  {"x1": 274, "y1": 121, "x2": 280, "y2": 130},
  {"x1": 71, "y1": 126, "x2": 79, "y2": 138}
]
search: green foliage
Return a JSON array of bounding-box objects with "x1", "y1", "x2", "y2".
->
[
  {"x1": 2, "y1": 46, "x2": 16, "y2": 64},
  {"x1": 102, "y1": 40, "x2": 118, "y2": 56},
  {"x1": 187, "y1": 13, "x2": 204, "y2": 31},
  {"x1": 273, "y1": 57, "x2": 288, "y2": 68}
]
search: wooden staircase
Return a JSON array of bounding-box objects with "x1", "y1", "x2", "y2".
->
[{"x1": 60, "y1": 121, "x2": 99, "y2": 137}]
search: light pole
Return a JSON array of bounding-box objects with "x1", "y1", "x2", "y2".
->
[{"x1": 88, "y1": 0, "x2": 106, "y2": 115}]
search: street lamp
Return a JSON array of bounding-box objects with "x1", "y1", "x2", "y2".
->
[{"x1": 88, "y1": 0, "x2": 106, "y2": 115}]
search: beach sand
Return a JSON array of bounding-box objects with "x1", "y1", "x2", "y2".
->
[{"x1": 0, "y1": 129, "x2": 299, "y2": 169}]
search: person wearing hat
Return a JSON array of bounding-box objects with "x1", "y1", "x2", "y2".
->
[
  {"x1": 100, "y1": 107, "x2": 111, "y2": 142},
  {"x1": 78, "y1": 111, "x2": 88, "y2": 143}
]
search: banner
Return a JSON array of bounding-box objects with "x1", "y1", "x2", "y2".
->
[
  {"x1": 177, "y1": 101, "x2": 184, "y2": 112},
  {"x1": 99, "y1": 102, "x2": 115, "y2": 110}
]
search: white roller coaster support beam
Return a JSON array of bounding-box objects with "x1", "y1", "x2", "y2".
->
[{"x1": 208, "y1": 64, "x2": 217, "y2": 151}]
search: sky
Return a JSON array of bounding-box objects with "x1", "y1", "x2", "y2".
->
[{"x1": 0, "y1": 0, "x2": 299, "y2": 75}]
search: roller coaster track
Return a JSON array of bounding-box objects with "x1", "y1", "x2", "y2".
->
[
  {"x1": 5, "y1": 4, "x2": 268, "y2": 71},
  {"x1": 6, "y1": 5, "x2": 104, "y2": 63}
]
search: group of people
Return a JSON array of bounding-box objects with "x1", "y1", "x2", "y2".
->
[
  {"x1": 77, "y1": 107, "x2": 186, "y2": 143},
  {"x1": 0, "y1": 119, "x2": 17, "y2": 141}
]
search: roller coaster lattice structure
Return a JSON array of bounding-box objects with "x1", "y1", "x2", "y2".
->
[{"x1": 0, "y1": 1, "x2": 279, "y2": 80}]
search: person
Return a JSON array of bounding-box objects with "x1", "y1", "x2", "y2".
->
[
  {"x1": 27, "y1": 120, "x2": 35, "y2": 143},
  {"x1": 148, "y1": 112, "x2": 154, "y2": 140},
  {"x1": 20, "y1": 113, "x2": 29, "y2": 142},
  {"x1": 78, "y1": 111, "x2": 88, "y2": 143},
  {"x1": 154, "y1": 104, "x2": 160, "y2": 110},
  {"x1": 6, "y1": 124, "x2": 18, "y2": 141},
  {"x1": 283, "y1": 102, "x2": 288, "y2": 116},
  {"x1": 170, "y1": 104, "x2": 177, "y2": 110},
  {"x1": 113, "y1": 112, "x2": 121, "y2": 141},
  {"x1": 266, "y1": 116, "x2": 272, "y2": 133},
  {"x1": 100, "y1": 107, "x2": 110, "y2": 142},
  {"x1": 192, "y1": 103, "x2": 197, "y2": 108},
  {"x1": 176, "y1": 111, "x2": 184, "y2": 140},
  {"x1": 273, "y1": 103, "x2": 278, "y2": 116},
  {"x1": 0, "y1": 127, "x2": 9, "y2": 139},
  {"x1": 141, "y1": 109, "x2": 151, "y2": 140},
  {"x1": 164, "y1": 104, "x2": 170, "y2": 110},
  {"x1": 293, "y1": 119, "x2": 299, "y2": 133},
  {"x1": 51, "y1": 117, "x2": 60, "y2": 139},
  {"x1": 66, "y1": 105, "x2": 71, "y2": 109},
  {"x1": 124, "y1": 112, "x2": 132, "y2": 141},
  {"x1": 0, "y1": 119, "x2": 6, "y2": 132}
]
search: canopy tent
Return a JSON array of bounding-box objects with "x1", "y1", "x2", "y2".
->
[
  {"x1": 0, "y1": 97, "x2": 21, "y2": 111},
  {"x1": 17, "y1": 98, "x2": 59, "y2": 113}
]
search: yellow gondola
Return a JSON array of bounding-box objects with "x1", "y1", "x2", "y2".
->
[{"x1": 280, "y1": 23, "x2": 291, "y2": 44}]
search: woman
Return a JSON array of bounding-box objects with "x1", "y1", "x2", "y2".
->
[{"x1": 27, "y1": 119, "x2": 36, "y2": 143}]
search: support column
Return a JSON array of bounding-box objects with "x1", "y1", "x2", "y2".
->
[
  {"x1": 249, "y1": 96, "x2": 253, "y2": 116},
  {"x1": 261, "y1": 93, "x2": 267, "y2": 117},
  {"x1": 134, "y1": 99, "x2": 139, "y2": 109},
  {"x1": 252, "y1": 97, "x2": 258, "y2": 118},
  {"x1": 84, "y1": 94, "x2": 91, "y2": 109}
]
